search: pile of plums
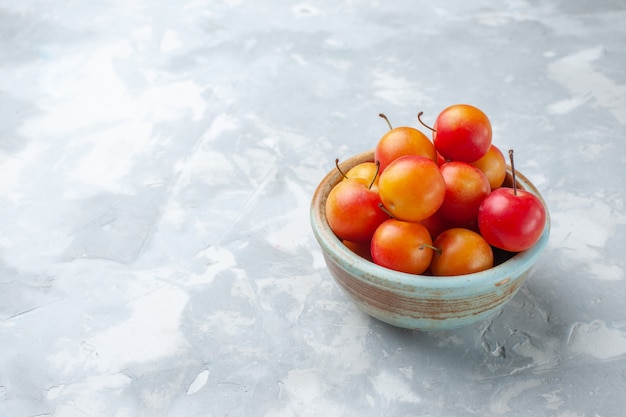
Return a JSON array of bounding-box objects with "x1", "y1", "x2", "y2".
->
[{"x1": 325, "y1": 104, "x2": 547, "y2": 276}]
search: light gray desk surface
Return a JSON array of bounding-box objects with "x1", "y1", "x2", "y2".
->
[{"x1": 1, "y1": 1, "x2": 625, "y2": 416}]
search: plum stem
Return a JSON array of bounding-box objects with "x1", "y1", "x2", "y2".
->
[
  {"x1": 379, "y1": 113, "x2": 393, "y2": 130},
  {"x1": 508, "y1": 149, "x2": 517, "y2": 196},
  {"x1": 378, "y1": 202, "x2": 394, "y2": 218},
  {"x1": 417, "y1": 111, "x2": 436, "y2": 133},
  {"x1": 368, "y1": 160, "x2": 380, "y2": 190},
  {"x1": 419, "y1": 243, "x2": 442, "y2": 254},
  {"x1": 335, "y1": 158, "x2": 348, "y2": 179}
]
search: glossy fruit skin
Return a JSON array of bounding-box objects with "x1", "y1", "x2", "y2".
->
[
  {"x1": 371, "y1": 219, "x2": 433, "y2": 274},
  {"x1": 325, "y1": 178, "x2": 389, "y2": 243},
  {"x1": 375, "y1": 127, "x2": 436, "y2": 173},
  {"x1": 429, "y1": 228, "x2": 494, "y2": 276},
  {"x1": 478, "y1": 187, "x2": 546, "y2": 252},
  {"x1": 470, "y1": 145, "x2": 506, "y2": 190},
  {"x1": 378, "y1": 155, "x2": 446, "y2": 222},
  {"x1": 344, "y1": 162, "x2": 380, "y2": 190},
  {"x1": 433, "y1": 104, "x2": 492, "y2": 163},
  {"x1": 438, "y1": 161, "x2": 491, "y2": 227}
]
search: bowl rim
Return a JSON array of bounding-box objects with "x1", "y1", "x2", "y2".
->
[{"x1": 310, "y1": 149, "x2": 551, "y2": 293}]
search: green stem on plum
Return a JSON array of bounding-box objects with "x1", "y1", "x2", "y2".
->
[
  {"x1": 508, "y1": 149, "x2": 517, "y2": 196},
  {"x1": 335, "y1": 158, "x2": 349, "y2": 179},
  {"x1": 419, "y1": 243, "x2": 442, "y2": 254},
  {"x1": 417, "y1": 111, "x2": 436, "y2": 133},
  {"x1": 379, "y1": 113, "x2": 393, "y2": 130}
]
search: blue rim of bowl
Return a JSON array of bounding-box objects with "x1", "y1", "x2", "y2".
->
[{"x1": 310, "y1": 150, "x2": 551, "y2": 294}]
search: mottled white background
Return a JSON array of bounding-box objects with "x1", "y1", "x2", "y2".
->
[{"x1": 1, "y1": 0, "x2": 625, "y2": 416}]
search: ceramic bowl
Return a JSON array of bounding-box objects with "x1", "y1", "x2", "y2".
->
[{"x1": 310, "y1": 150, "x2": 550, "y2": 331}]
